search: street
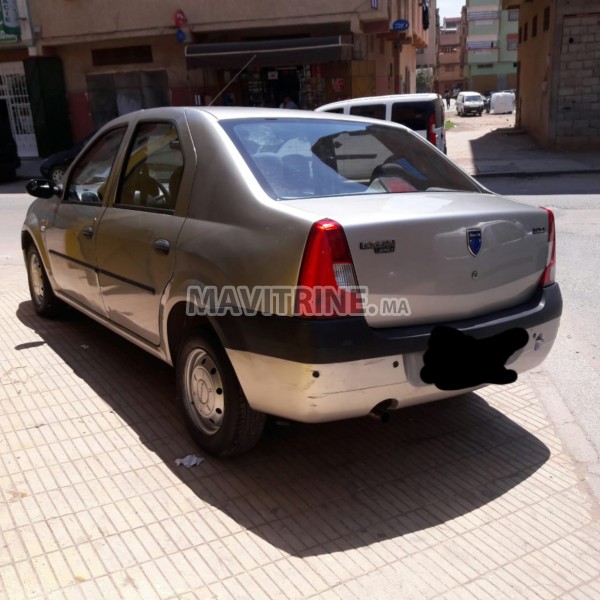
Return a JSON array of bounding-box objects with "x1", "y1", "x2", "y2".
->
[
  {"x1": 1, "y1": 117, "x2": 600, "y2": 598},
  {"x1": 446, "y1": 112, "x2": 600, "y2": 493}
]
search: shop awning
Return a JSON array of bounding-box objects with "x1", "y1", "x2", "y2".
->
[{"x1": 185, "y1": 35, "x2": 354, "y2": 69}]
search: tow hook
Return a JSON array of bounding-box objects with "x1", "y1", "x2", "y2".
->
[{"x1": 534, "y1": 334, "x2": 545, "y2": 351}]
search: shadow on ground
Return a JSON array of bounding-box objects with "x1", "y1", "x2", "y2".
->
[{"x1": 16, "y1": 299, "x2": 550, "y2": 557}]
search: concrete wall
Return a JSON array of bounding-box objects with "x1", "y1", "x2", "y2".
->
[
  {"x1": 515, "y1": 0, "x2": 600, "y2": 150},
  {"x1": 552, "y1": 6, "x2": 600, "y2": 150}
]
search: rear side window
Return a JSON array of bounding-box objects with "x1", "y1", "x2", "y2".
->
[
  {"x1": 349, "y1": 104, "x2": 386, "y2": 120},
  {"x1": 117, "y1": 121, "x2": 183, "y2": 211},
  {"x1": 391, "y1": 102, "x2": 433, "y2": 131},
  {"x1": 323, "y1": 108, "x2": 344, "y2": 114}
]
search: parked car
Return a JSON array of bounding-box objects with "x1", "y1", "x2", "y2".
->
[
  {"x1": 22, "y1": 107, "x2": 562, "y2": 456},
  {"x1": 39, "y1": 132, "x2": 94, "y2": 185},
  {"x1": 456, "y1": 91, "x2": 485, "y2": 117},
  {"x1": 0, "y1": 100, "x2": 21, "y2": 182},
  {"x1": 315, "y1": 93, "x2": 447, "y2": 154}
]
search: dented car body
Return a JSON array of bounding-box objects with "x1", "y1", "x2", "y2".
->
[{"x1": 22, "y1": 107, "x2": 562, "y2": 456}]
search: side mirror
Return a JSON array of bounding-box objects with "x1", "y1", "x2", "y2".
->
[
  {"x1": 81, "y1": 191, "x2": 100, "y2": 203},
  {"x1": 26, "y1": 179, "x2": 61, "y2": 199}
]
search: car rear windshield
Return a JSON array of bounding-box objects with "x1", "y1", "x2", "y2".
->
[
  {"x1": 220, "y1": 118, "x2": 482, "y2": 200},
  {"x1": 465, "y1": 95, "x2": 483, "y2": 102}
]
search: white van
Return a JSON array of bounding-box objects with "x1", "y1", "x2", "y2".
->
[
  {"x1": 315, "y1": 93, "x2": 447, "y2": 154},
  {"x1": 455, "y1": 91, "x2": 485, "y2": 117}
]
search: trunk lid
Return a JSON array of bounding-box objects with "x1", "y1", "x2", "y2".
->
[{"x1": 285, "y1": 191, "x2": 550, "y2": 328}]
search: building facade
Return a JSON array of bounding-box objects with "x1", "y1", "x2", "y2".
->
[
  {"x1": 437, "y1": 16, "x2": 464, "y2": 96},
  {"x1": 416, "y1": 0, "x2": 439, "y2": 92},
  {"x1": 0, "y1": 0, "x2": 433, "y2": 158},
  {"x1": 464, "y1": 0, "x2": 518, "y2": 93},
  {"x1": 503, "y1": 0, "x2": 600, "y2": 151}
]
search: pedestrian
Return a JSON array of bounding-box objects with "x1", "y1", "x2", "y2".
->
[
  {"x1": 279, "y1": 95, "x2": 298, "y2": 109},
  {"x1": 444, "y1": 90, "x2": 451, "y2": 109}
]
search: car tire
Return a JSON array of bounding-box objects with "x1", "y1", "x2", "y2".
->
[
  {"x1": 26, "y1": 245, "x2": 63, "y2": 317},
  {"x1": 176, "y1": 330, "x2": 266, "y2": 457},
  {"x1": 49, "y1": 165, "x2": 66, "y2": 186}
]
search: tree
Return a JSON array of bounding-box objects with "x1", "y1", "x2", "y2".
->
[{"x1": 416, "y1": 68, "x2": 433, "y2": 93}]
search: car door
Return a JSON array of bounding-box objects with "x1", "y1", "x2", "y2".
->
[
  {"x1": 94, "y1": 120, "x2": 186, "y2": 345},
  {"x1": 44, "y1": 127, "x2": 128, "y2": 316}
]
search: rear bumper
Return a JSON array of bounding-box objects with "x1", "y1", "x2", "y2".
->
[
  {"x1": 227, "y1": 314, "x2": 559, "y2": 422},
  {"x1": 218, "y1": 284, "x2": 562, "y2": 421}
]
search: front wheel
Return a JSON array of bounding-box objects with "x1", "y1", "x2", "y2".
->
[
  {"x1": 26, "y1": 245, "x2": 63, "y2": 317},
  {"x1": 176, "y1": 330, "x2": 266, "y2": 457},
  {"x1": 49, "y1": 165, "x2": 66, "y2": 186}
]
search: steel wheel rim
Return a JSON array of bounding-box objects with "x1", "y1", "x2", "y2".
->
[
  {"x1": 51, "y1": 168, "x2": 65, "y2": 185},
  {"x1": 184, "y1": 348, "x2": 224, "y2": 435},
  {"x1": 29, "y1": 253, "x2": 44, "y2": 305}
]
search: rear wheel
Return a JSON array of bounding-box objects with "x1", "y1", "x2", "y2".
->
[
  {"x1": 176, "y1": 330, "x2": 266, "y2": 457},
  {"x1": 26, "y1": 245, "x2": 63, "y2": 317}
]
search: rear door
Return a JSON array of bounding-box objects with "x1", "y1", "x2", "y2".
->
[
  {"x1": 95, "y1": 120, "x2": 186, "y2": 345},
  {"x1": 391, "y1": 100, "x2": 444, "y2": 151}
]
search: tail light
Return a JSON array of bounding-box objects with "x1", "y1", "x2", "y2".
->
[
  {"x1": 539, "y1": 207, "x2": 556, "y2": 286},
  {"x1": 428, "y1": 113, "x2": 437, "y2": 146},
  {"x1": 296, "y1": 219, "x2": 362, "y2": 317}
]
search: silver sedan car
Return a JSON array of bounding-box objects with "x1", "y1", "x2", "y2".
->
[{"x1": 22, "y1": 107, "x2": 562, "y2": 456}]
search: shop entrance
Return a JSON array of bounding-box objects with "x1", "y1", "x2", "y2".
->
[{"x1": 0, "y1": 62, "x2": 38, "y2": 157}]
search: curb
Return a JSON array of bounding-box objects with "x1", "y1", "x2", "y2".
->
[{"x1": 473, "y1": 168, "x2": 600, "y2": 179}]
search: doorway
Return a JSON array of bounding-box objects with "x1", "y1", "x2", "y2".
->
[{"x1": 0, "y1": 61, "x2": 39, "y2": 157}]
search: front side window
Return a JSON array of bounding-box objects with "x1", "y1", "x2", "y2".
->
[
  {"x1": 349, "y1": 104, "x2": 386, "y2": 120},
  {"x1": 222, "y1": 118, "x2": 482, "y2": 200},
  {"x1": 65, "y1": 127, "x2": 127, "y2": 204},
  {"x1": 116, "y1": 122, "x2": 184, "y2": 211}
]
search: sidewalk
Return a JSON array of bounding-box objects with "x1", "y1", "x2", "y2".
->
[{"x1": 445, "y1": 112, "x2": 600, "y2": 178}]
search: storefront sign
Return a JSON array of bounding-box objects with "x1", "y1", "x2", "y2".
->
[
  {"x1": 0, "y1": 0, "x2": 20, "y2": 43},
  {"x1": 391, "y1": 20, "x2": 410, "y2": 33}
]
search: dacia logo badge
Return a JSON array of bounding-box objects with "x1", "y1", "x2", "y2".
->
[{"x1": 467, "y1": 229, "x2": 482, "y2": 256}]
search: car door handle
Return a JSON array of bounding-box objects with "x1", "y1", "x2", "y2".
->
[
  {"x1": 153, "y1": 238, "x2": 170, "y2": 254},
  {"x1": 81, "y1": 226, "x2": 94, "y2": 238}
]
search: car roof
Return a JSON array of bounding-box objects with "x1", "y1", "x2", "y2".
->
[
  {"x1": 315, "y1": 93, "x2": 441, "y2": 112},
  {"x1": 96, "y1": 105, "x2": 422, "y2": 128}
]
